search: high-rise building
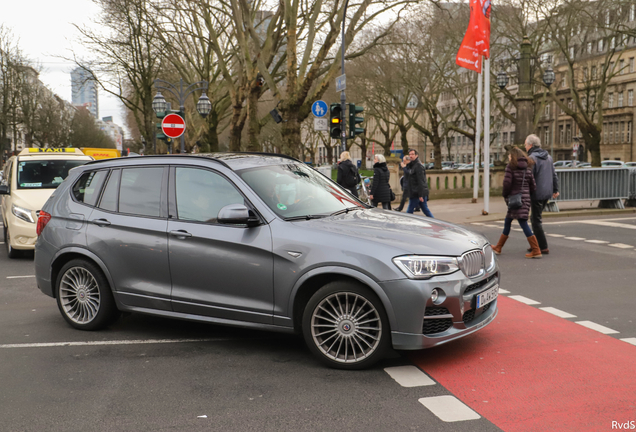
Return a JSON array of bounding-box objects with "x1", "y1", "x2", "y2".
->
[{"x1": 71, "y1": 67, "x2": 98, "y2": 118}]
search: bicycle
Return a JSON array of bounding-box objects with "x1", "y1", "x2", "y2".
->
[{"x1": 357, "y1": 176, "x2": 373, "y2": 205}]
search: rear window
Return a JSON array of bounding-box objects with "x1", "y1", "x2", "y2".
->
[{"x1": 17, "y1": 159, "x2": 89, "y2": 189}]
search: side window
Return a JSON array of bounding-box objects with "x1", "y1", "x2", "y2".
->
[
  {"x1": 73, "y1": 171, "x2": 108, "y2": 207},
  {"x1": 98, "y1": 169, "x2": 120, "y2": 212},
  {"x1": 175, "y1": 167, "x2": 244, "y2": 223},
  {"x1": 119, "y1": 167, "x2": 164, "y2": 217}
]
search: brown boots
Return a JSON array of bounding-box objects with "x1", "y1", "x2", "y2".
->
[
  {"x1": 525, "y1": 235, "x2": 543, "y2": 259},
  {"x1": 492, "y1": 234, "x2": 542, "y2": 258},
  {"x1": 491, "y1": 234, "x2": 508, "y2": 255}
]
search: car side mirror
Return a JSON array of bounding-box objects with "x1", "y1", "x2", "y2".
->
[
  {"x1": 0, "y1": 185, "x2": 9, "y2": 195},
  {"x1": 218, "y1": 204, "x2": 260, "y2": 227}
]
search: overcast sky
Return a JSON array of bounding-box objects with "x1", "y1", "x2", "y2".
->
[{"x1": 2, "y1": 0, "x2": 129, "y2": 137}]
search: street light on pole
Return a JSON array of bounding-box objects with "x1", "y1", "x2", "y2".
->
[{"x1": 152, "y1": 78, "x2": 211, "y2": 154}]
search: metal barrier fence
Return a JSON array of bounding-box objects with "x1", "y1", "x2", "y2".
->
[{"x1": 546, "y1": 167, "x2": 635, "y2": 212}]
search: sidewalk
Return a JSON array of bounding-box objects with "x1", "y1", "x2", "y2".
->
[{"x1": 395, "y1": 196, "x2": 636, "y2": 225}]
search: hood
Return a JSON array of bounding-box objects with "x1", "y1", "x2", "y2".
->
[
  {"x1": 10, "y1": 188, "x2": 55, "y2": 221},
  {"x1": 516, "y1": 157, "x2": 528, "y2": 170},
  {"x1": 374, "y1": 162, "x2": 388, "y2": 171},
  {"x1": 528, "y1": 147, "x2": 549, "y2": 160},
  {"x1": 340, "y1": 159, "x2": 354, "y2": 168},
  {"x1": 295, "y1": 209, "x2": 488, "y2": 256}
]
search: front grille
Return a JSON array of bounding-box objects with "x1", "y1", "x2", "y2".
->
[
  {"x1": 464, "y1": 273, "x2": 498, "y2": 295},
  {"x1": 463, "y1": 303, "x2": 491, "y2": 324},
  {"x1": 460, "y1": 250, "x2": 484, "y2": 278},
  {"x1": 423, "y1": 307, "x2": 453, "y2": 335}
]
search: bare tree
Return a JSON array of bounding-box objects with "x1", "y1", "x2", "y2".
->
[{"x1": 73, "y1": 0, "x2": 166, "y2": 153}]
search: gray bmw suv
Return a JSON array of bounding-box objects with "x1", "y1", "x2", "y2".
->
[{"x1": 34, "y1": 153, "x2": 499, "y2": 369}]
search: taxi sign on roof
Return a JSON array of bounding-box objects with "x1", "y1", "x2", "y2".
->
[{"x1": 19, "y1": 148, "x2": 84, "y2": 156}]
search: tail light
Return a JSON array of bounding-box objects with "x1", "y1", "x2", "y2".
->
[{"x1": 36, "y1": 211, "x2": 52, "y2": 236}]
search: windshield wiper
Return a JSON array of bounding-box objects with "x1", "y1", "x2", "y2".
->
[
  {"x1": 284, "y1": 215, "x2": 328, "y2": 221},
  {"x1": 330, "y1": 207, "x2": 363, "y2": 216}
]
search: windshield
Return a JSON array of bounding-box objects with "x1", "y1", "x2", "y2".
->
[
  {"x1": 239, "y1": 163, "x2": 365, "y2": 219},
  {"x1": 17, "y1": 159, "x2": 89, "y2": 189}
]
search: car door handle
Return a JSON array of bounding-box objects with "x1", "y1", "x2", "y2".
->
[
  {"x1": 92, "y1": 218, "x2": 111, "y2": 227},
  {"x1": 169, "y1": 230, "x2": 192, "y2": 238}
]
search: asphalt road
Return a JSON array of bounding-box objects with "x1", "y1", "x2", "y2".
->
[{"x1": 1, "y1": 214, "x2": 635, "y2": 431}]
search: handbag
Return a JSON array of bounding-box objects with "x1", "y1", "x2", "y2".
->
[
  {"x1": 508, "y1": 169, "x2": 526, "y2": 210},
  {"x1": 390, "y1": 187, "x2": 396, "y2": 202}
]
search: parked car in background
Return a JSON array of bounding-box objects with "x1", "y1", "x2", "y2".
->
[
  {"x1": 625, "y1": 162, "x2": 636, "y2": 168},
  {"x1": 576, "y1": 162, "x2": 592, "y2": 168},
  {"x1": 1, "y1": 148, "x2": 92, "y2": 258},
  {"x1": 601, "y1": 160, "x2": 625, "y2": 167},
  {"x1": 553, "y1": 160, "x2": 573, "y2": 168},
  {"x1": 34, "y1": 153, "x2": 500, "y2": 369}
]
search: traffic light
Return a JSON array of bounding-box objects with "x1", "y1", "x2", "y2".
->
[
  {"x1": 349, "y1": 103, "x2": 364, "y2": 139},
  {"x1": 330, "y1": 103, "x2": 343, "y2": 139},
  {"x1": 156, "y1": 113, "x2": 167, "y2": 141}
]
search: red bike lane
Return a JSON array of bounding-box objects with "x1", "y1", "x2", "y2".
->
[{"x1": 409, "y1": 295, "x2": 636, "y2": 432}]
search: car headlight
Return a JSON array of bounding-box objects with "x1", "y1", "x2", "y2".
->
[
  {"x1": 393, "y1": 256, "x2": 459, "y2": 279},
  {"x1": 12, "y1": 204, "x2": 35, "y2": 223}
]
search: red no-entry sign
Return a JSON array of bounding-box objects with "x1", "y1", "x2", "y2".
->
[{"x1": 162, "y1": 113, "x2": 186, "y2": 139}]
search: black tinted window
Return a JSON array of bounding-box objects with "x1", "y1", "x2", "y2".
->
[
  {"x1": 119, "y1": 167, "x2": 164, "y2": 217},
  {"x1": 73, "y1": 171, "x2": 107, "y2": 206},
  {"x1": 17, "y1": 159, "x2": 88, "y2": 189},
  {"x1": 99, "y1": 169, "x2": 120, "y2": 212},
  {"x1": 175, "y1": 167, "x2": 244, "y2": 223}
]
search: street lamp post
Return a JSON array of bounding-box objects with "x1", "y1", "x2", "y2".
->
[
  {"x1": 340, "y1": 0, "x2": 350, "y2": 154},
  {"x1": 152, "y1": 78, "x2": 212, "y2": 154}
]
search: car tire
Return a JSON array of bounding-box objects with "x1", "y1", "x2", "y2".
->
[
  {"x1": 5, "y1": 227, "x2": 20, "y2": 259},
  {"x1": 55, "y1": 259, "x2": 119, "y2": 331},
  {"x1": 302, "y1": 281, "x2": 390, "y2": 370}
]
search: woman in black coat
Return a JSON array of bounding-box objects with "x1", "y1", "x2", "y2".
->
[
  {"x1": 492, "y1": 147, "x2": 542, "y2": 258},
  {"x1": 369, "y1": 154, "x2": 392, "y2": 209},
  {"x1": 336, "y1": 151, "x2": 360, "y2": 197}
]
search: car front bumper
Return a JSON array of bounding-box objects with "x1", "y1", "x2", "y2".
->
[
  {"x1": 5, "y1": 212, "x2": 37, "y2": 250},
  {"x1": 380, "y1": 267, "x2": 500, "y2": 350}
]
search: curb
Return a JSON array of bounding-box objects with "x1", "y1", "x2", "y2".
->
[{"x1": 464, "y1": 207, "x2": 636, "y2": 223}]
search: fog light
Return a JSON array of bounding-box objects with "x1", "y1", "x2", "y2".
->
[{"x1": 431, "y1": 288, "x2": 439, "y2": 303}]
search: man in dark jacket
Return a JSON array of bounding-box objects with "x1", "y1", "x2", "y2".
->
[
  {"x1": 525, "y1": 134, "x2": 560, "y2": 254},
  {"x1": 405, "y1": 149, "x2": 434, "y2": 217}
]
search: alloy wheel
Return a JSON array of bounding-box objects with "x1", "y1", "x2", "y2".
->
[{"x1": 59, "y1": 267, "x2": 101, "y2": 324}]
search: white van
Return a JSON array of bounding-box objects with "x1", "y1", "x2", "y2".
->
[{"x1": 0, "y1": 148, "x2": 93, "y2": 257}]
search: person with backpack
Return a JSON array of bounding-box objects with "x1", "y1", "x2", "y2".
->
[
  {"x1": 336, "y1": 151, "x2": 361, "y2": 197},
  {"x1": 369, "y1": 154, "x2": 393, "y2": 209}
]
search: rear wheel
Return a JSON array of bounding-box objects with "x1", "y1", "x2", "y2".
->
[
  {"x1": 55, "y1": 259, "x2": 119, "y2": 330},
  {"x1": 302, "y1": 281, "x2": 390, "y2": 369}
]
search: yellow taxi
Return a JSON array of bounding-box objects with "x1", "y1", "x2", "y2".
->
[{"x1": 0, "y1": 148, "x2": 93, "y2": 258}]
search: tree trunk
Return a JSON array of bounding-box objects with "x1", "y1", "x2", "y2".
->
[
  {"x1": 281, "y1": 109, "x2": 302, "y2": 158},
  {"x1": 205, "y1": 110, "x2": 220, "y2": 153},
  {"x1": 359, "y1": 134, "x2": 368, "y2": 170},
  {"x1": 246, "y1": 84, "x2": 261, "y2": 152},
  {"x1": 581, "y1": 127, "x2": 602, "y2": 167},
  {"x1": 432, "y1": 136, "x2": 442, "y2": 169},
  {"x1": 399, "y1": 125, "x2": 409, "y2": 155},
  {"x1": 229, "y1": 103, "x2": 246, "y2": 152}
]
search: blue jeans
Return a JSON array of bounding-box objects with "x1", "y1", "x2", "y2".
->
[
  {"x1": 407, "y1": 197, "x2": 434, "y2": 218},
  {"x1": 503, "y1": 217, "x2": 533, "y2": 237}
]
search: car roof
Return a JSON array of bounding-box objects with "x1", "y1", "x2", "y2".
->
[{"x1": 81, "y1": 152, "x2": 301, "y2": 171}]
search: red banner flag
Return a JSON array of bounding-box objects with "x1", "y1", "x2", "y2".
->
[{"x1": 456, "y1": 0, "x2": 491, "y2": 73}]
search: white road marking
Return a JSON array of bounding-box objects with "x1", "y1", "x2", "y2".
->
[
  {"x1": 608, "y1": 243, "x2": 634, "y2": 249},
  {"x1": 508, "y1": 295, "x2": 541, "y2": 305},
  {"x1": 585, "y1": 239, "x2": 610, "y2": 244},
  {"x1": 384, "y1": 366, "x2": 436, "y2": 387},
  {"x1": 6, "y1": 275, "x2": 36, "y2": 279},
  {"x1": 418, "y1": 396, "x2": 481, "y2": 422},
  {"x1": 575, "y1": 321, "x2": 619, "y2": 335},
  {"x1": 498, "y1": 289, "x2": 510, "y2": 294},
  {"x1": 0, "y1": 338, "x2": 220, "y2": 349},
  {"x1": 621, "y1": 338, "x2": 636, "y2": 346},
  {"x1": 471, "y1": 223, "x2": 485, "y2": 226},
  {"x1": 564, "y1": 237, "x2": 586, "y2": 241},
  {"x1": 483, "y1": 224, "x2": 500, "y2": 228},
  {"x1": 547, "y1": 234, "x2": 566, "y2": 237},
  {"x1": 544, "y1": 217, "x2": 636, "y2": 225},
  {"x1": 540, "y1": 307, "x2": 577, "y2": 318},
  {"x1": 577, "y1": 220, "x2": 636, "y2": 230}
]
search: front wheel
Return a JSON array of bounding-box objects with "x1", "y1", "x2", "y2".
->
[
  {"x1": 5, "y1": 227, "x2": 20, "y2": 259},
  {"x1": 302, "y1": 281, "x2": 390, "y2": 369},
  {"x1": 55, "y1": 259, "x2": 119, "y2": 330}
]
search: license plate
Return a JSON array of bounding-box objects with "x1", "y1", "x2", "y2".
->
[{"x1": 476, "y1": 284, "x2": 499, "y2": 308}]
